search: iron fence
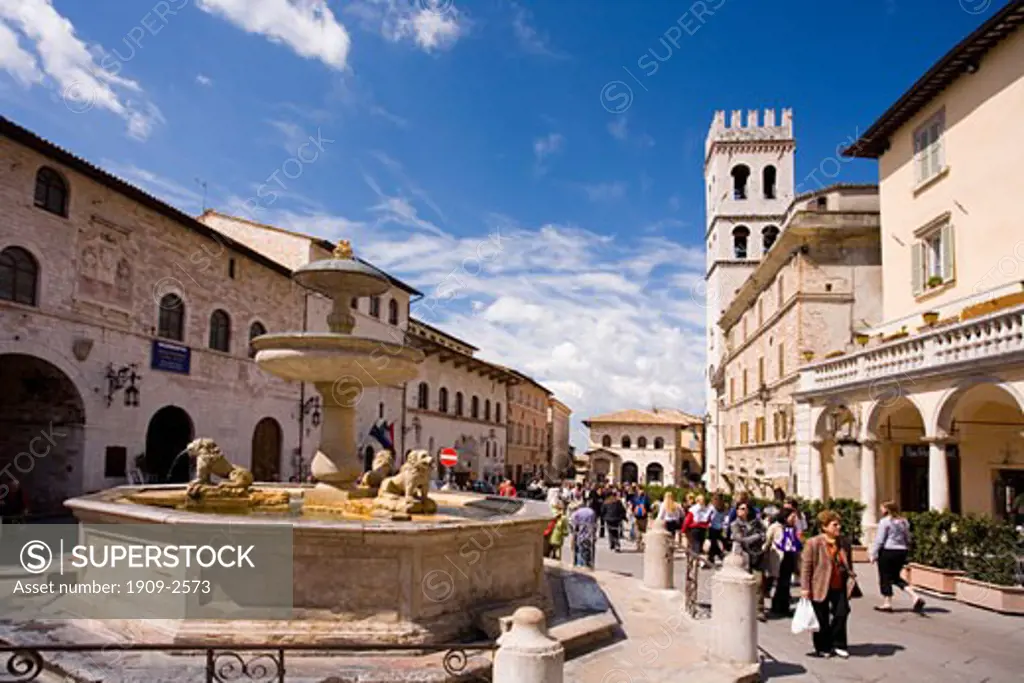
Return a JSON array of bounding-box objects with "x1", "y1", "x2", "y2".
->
[
  {"x1": 0, "y1": 641, "x2": 496, "y2": 682},
  {"x1": 683, "y1": 549, "x2": 714, "y2": 620}
]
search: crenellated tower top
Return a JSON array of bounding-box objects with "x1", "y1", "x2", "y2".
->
[{"x1": 705, "y1": 108, "x2": 794, "y2": 161}]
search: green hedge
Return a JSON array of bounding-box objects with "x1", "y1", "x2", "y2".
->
[
  {"x1": 908, "y1": 511, "x2": 1022, "y2": 586},
  {"x1": 799, "y1": 498, "x2": 865, "y2": 545}
]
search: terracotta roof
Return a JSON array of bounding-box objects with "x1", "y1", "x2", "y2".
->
[
  {"x1": 409, "y1": 318, "x2": 478, "y2": 351},
  {"x1": 843, "y1": 1, "x2": 1024, "y2": 158},
  {"x1": 584, "y1": 408, "x2": 703, "y2": 426}
]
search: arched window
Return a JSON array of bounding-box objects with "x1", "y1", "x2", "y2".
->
[
  {"x1": 369, "y1": 296, "x2": 381, "y2": 318},
  {"x1": 438, "y1": 387, "x2": 449, "y2": 413},
  {"x1": 637, "y1": 436, "x2": 648, "y2": 449},
  {"x1": 471, "y1": 396, "x2": 480, "y2": 419},
  {"x1": 762, "y1": 225, "x2": 780, "y2": 254},
  {"x1": 645, "y1": 463, "x2": 664, "y2": 483},
  {"x1": 34, "y1": 167, "x2": 68, "y2": 217},
  {"x1": 485, "y1": 399, "x2": 491, "y2": 421},
  {"x1": 495, "y1": 402, "x2": 502, "y2": 423},
  {"x1": 731, "y1": 164, "x2": 750, "y2": 200},
  {"x1": 158, "y1": 293, "x2": 185, "y2": 341},
  {"x1": 732, "y1": 226, "x2": 750, "y2": 259},
  {"x1": 388, "y1": 298, "x2": 399, "y2": 325},
  {"x1": 455, "y1": 392, "x2": 464, "y2": 416},
  {"x1": 601, "y1": 435, "x2": 612, "y2": 448},
  {"x1": 654, "y1": 437, "x2": 665, "y2": 449},
  {"x1": 0, "y1": 246, "x2": 39, "y2": 306},
  {"x1": 248, "y1": 321, "x2": 266, "y2": 358},
  {"x1": 417, "y1": 382, "x2": 429, "y2": 409},
  {"x1": 763, "y1": 165, "x2": 777, "y2": 199},
  {"x1": 209, "y1": 309, "x2": 231, "y2": 352},
  {"x1": 621, "y1": 435, "x2": 631, "y2": 448}
]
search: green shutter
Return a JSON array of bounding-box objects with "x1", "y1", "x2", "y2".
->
[
  {"x1": 912, "y1": 242, "x2": 923, "y2": 295},
  {"x1": 941, "y1": 222, "x2": 955, "y2": 281}
]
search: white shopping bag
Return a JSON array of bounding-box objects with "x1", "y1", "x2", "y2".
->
[{"x1": 791, "y1": 598, "x2": 820, "y2": 634}]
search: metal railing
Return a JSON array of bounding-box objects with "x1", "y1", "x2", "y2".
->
[
  {"x1": 0, "y1": 641, "x2": 496, "y2": 682},
  {"x1": 683, "y1": 548, "x2": 714, "y2": 620}
]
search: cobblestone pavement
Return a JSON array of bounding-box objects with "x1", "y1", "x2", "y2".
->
[{"x1": 579, "y1": 532, "x2": 1024, "y2": 682}]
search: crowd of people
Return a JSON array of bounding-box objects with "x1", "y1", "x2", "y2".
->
[{"x1": 538, "y1": 480, "x2": 927, "y2": 661}]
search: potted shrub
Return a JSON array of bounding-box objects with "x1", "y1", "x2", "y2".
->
[
  {"x1": 854, "y1": 332, "x2": 870, "y2": 346},
  {"x1": 926, "y1": 275, "x2": 944, "y2": 289},
  {"x1": 922, "y1": 311, "x2": 939, "y2": 326},
  {"x1": 825, "y1": 350, "x2": 845, "y2": 359},
  {"x1": 801, "y1": 350, "x2": 815, "y2": 362},
  {"x1": 907, "y1": 511, "x2": 967, "y2": 595},
  {"x1": 801, "y1": 498, "x2": 867, "y2": 560},
  {"x1": 955, "y1": 515, "x2": 1024, "y2": 614}
]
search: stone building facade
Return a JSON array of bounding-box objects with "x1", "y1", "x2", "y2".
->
[
  {"x1": 794, "y1": 5, "x2": 1024, "y2": 540},
  {"x1": 710, "y1": 185, "x2": 882, "y2": 496},
  {"x1": 583, "y1": 409, "x2": 703, "y2": 486},
  {"x1": 547, "y1": 397, "x2": 572, "y2": 477},
  {"x1": 404, "y1": 320, "x2": 513, "y2": 484},
  {"x1": 0, "y1": 118, "x2": 309, "y2": 514},
  {"x1": 505, "y1": 370, "x2": 552, "y2": 483},
  {"x1": 703, "y1": 108, "x2": 797, "y2": 498}
]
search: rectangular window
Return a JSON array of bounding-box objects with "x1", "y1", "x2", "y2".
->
[
  {"x1": 913, "y1": 109, "x2": 945, "y2": 185},
  {"x1": 740, "y1": 422, "x2": 749, "y2": 445},
  {"x1": 755, "y1": 417, "x2": 765, "y2": 442},
  {"x1": 780, "y1": 411, "x2": 788, "y2": 440},
  {"x1": 742, "y1": 369, "x2": 748, "y2": 397},
  {"x1": 778, "y1": 344, "x2": 785, "y2": 378},
  {"x1": 758, "y1": 357, "x2": 764, "y2": 386},
  {"x1": 912, "y1": 219, "x2": 955, "y2": 294},
  {"x1": 772, "y1": 413, "x2": 780, "y2": 441},
  {"x1": 729, "y1": 377, "x2": 735, "y2": 404},
  {"x1": 105, "y1": 446, "x2": 127, "y2": 478}
]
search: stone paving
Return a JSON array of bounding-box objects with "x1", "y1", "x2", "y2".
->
[{"x1": 581, "y1": 533, "x2": 1024, "y2": 682}]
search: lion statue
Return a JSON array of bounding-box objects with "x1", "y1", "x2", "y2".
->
[
  {"x1": 358, "y1": 450, "x2": 393, "y2": 490},
  {"x1": 185, "y1": 438, "x2": 253, "y2": 497},
  {"x1": 374, "y1": 450, "x2": 437, "y2": 516}
]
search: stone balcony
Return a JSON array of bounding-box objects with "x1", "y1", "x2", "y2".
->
[{"x1": 797, "y1": 301, "x2": 1024, "y2": 397}]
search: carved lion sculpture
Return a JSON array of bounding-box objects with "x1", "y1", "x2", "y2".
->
[
  {"x1": 375, "y1": 450, "x2": 437, "y2": 515},
  {"x1": 186, "y1": 438, "x2": 253, "y2": 496},
  {"x1": 358, "y1": 450, "x2": 393, "y2": 490}
]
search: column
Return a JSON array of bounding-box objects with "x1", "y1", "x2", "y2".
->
[
  {"x1": 711, "y1": 546, "x2": 758, "y2": 666},
  {"x1": 859, "y1": 440, "x2": 879, "y2": 546},
  {"x1": 493, "y1": 607, "x2": 564, "y2": 683},
  {"x1": 926, "y1": 438, "x2": 951, "y2": 511},
  {"x1": 810, "y1": 438, "x2": 825, "y2": 501}
]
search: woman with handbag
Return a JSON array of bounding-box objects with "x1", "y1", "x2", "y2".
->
[
  {"x1": 800, "y1": 510, "x2": 857, "y2": 659},
  {"x1": 765, "y1": 507, "x2": 802, "y2": 617},
  {"x1": 870, "y1": 500, "x2": 925, "y2": 612}
]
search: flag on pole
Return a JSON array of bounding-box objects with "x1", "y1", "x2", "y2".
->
[{"x1": 369, "y1": 419, "x2": 394, "y2": 450}]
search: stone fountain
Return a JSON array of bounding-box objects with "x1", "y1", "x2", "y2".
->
[{"x1": 62, "y1": 241, "x2": 552, "y2": 647}]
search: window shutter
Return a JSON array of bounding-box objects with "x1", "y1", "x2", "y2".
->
[
  {"x1": 941, "y1": 222, "x2": 955, "y2": 281},
  {"x1": 911, "y1": 242, "x2": 923, "y2": 295},
  {"x1": 913, "y1": 133, "x2": 924, "y2": 184}
]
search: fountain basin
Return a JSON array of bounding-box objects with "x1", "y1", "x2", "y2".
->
[
  {"x1": 252, "y1": 334, "x2": 424, "y2": 386},
  {"x1": 64, "y1": 486, "x2": 553, "y2": 646}
]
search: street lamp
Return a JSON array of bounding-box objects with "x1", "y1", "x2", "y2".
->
[
  {"x1": 105, "y1": 364, "x2": 141, "y2": 408},
  {"x1": 301, "y1": 395, "x2": 321, "y2": 427}
]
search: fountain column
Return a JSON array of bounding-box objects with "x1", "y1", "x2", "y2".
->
[{"x1": 310, "y1": 378, "x2": 364, "y2": 488}]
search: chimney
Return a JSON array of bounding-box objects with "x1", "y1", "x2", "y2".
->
[
  {"x1": 747, "y1": 109, "x2": 759, "y2": 127},
  {"x1": 763, "y1": 108, "x2": 776, "y2": 127}
]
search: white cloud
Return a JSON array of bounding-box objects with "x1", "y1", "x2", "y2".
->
[
  {"x1": 347, "y1": 0, "x2": 465, "y2": 52},
  {"x1": 607, "y1": 115, "x2": 654, "y2": 147},
  {"x1": 196, "y1": 0, "x2": 351, "y2": 69},
  {"x1": 580, "y1": 181, "x2": 627, "y2": 202},
  {"x1": 533, "y1": 132, "x2": 563, "y2": 176},
  {"x1": 0, "y1": 0, "x2": 163, "y2": 139},
  {"x1": 195, "y1": 73, "x2": 213, "y2": 86},
  {"x1": 511, "y1": 2, "x2": 564, "y2": 58}
]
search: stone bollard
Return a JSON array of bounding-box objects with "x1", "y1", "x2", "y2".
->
[
  {"x1": 711, "y1": 545, "x2": 758, "y2": 666},
  {"x1": 493, "y1": 606, "x2": 564, "y2": 683},
  {"x1": 643, "y1": 518, "x2": 674, "y2": 590}
]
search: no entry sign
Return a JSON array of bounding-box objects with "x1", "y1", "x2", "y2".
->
[{"x1": 439, "y1": 447, "x2": 458, "y2": 468}]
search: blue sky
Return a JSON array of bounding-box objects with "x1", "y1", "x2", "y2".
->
[{"x1": 0, "y1": 0, "x2": 1006, "y2": 449}]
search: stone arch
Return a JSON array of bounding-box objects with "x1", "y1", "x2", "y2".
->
[
  {"x1": 645, "y1": 462, "x2": 664, "y2": 483},
  {"x1": 621, "y1": 461, "x2": 639, "y2": 484},
  {"x1": 932, "y1": 375, "x2": 1024, "y2": 438},
  {"x1": 863, "y1": 393, "x2": 928, "y2": 441},
  {"x1": 0, "y1": 353, "x2": 86, "y2": 514},
  {"x1": 145, "y1": 405, "x2": 195, "y2": 483},
  {"x1": 251, "y1": 417, "x2": 283, "y2": 482}
]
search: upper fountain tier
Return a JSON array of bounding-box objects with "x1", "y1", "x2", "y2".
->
[{"x1": 251, "y1": 241, "x2": 424, "y2": 386}]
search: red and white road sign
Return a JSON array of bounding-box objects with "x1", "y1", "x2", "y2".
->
[{"x1": 439, "y1": 447, "x2": 458, "y2": 468}]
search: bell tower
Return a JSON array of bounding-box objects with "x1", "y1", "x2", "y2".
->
[{"x1": 703, "y1": 108, "x2": 795, "y2": 487}]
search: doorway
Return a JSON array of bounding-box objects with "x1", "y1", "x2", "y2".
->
[
  {"x1": 900, "y1": 444, "x2": 961, "y2": 513},
  {"x1": 251, "y1": 417, "x2": 282, "y2": 482},
  {"x1": 994, "y1": 469, "x2": 1024, "y2": 525},
  {"x1": 145, "y1": 406, "x2": 194, "y2": 483},
  {"x1": 621, "y1": 462, "x2": 639, "y2": 484}
]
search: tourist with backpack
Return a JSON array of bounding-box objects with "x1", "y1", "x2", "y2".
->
[{"x1": 765, "y1": 507, "x2": 802, "y2": 617}]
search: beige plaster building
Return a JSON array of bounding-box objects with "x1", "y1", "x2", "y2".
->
[
  {"x1": 709, "y1": 185, "x2": 882, "y2": 496},
  {"x1": 583, "y1": 408, "x2": 703, "y2": 486},
  {"x1": 405, "y1": 320, "x2": 513, "y2": 484},
  {"x1": 505, "y1": 370, "x2": 552, "y2": 483},
  {"x1": 794, "y1": 3, "x2": 1024, "y2": 540},
  {"x1": 547, "y1": 397, "x2": 573, "y2": 478}
]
